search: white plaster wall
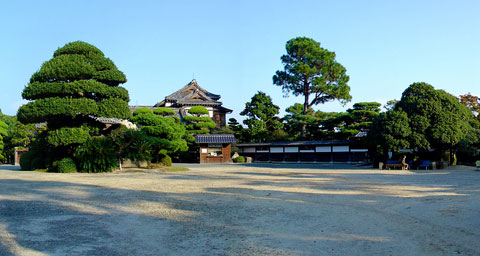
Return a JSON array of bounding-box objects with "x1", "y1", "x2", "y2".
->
[
  {"x1": 333, "y1": 146, "x2": 349, "y2": 152},
  {"x1": 316, "y1": 146, "x2": 331, "y2": 152},
  {"x1": 285, "y1": 147, "x2": 299, "y2": 153},
  {"x1": 270, "y1": 147, "x2": 284, "y2": 153}
]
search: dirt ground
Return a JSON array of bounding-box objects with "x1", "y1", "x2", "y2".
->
[{"x1": 0, "y1": 163, "x2": 479, "y2": 256}]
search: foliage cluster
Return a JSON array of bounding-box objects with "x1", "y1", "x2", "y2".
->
[
  {"x1": 0, "y1": 120, "x2": 7, "y2": 162},
  {"x1": 369, "y1": 82, "x2": 480, "y2": 163},
  {"x1": 273, "y1": 37, "x2": 351, "y2": 137},
  {"x1": 185, "y1": 106, "x2": 216, "y2": 135},
  {"x1": 130, "y1": 107, "x2": 188, "y2": 163},
  {"x1": 14, "y1": 41, "x2": 135, "y2": 172},
  {"x1": 54, "y1": 158, "x2": 77, "y2": 173},
  {"x1": 233, "y1": 156, "x2": 245, "y2": 163},
  {"x1": 17, "y1": 41, "x2": 131, "y2": 171}
]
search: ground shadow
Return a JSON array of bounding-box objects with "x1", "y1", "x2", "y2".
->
[{"x1": 1, "y1": 167, "x2": 478, "y2": 255}]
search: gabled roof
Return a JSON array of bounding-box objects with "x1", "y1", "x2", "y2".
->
[
  {"x1": 165, "y1": 79, "x2": 221, "y2": 101},
  {"x1": 236, "y1": 140, "x2": 355, "y2": 147}
]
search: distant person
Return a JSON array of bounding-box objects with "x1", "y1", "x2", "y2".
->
[{"x1": 401, "y1": 155, "x2": 409, "y2": 170}]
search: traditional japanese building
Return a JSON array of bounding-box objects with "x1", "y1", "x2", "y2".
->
[
  {"x1": 137, "y1": 79, "x2": 232, "y2": 128},
  {"x1": 237, "y1": 140, "x2": 370, "y2": 163}
]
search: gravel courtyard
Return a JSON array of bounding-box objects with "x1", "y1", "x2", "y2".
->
[{"x1": 1, "y1": 163, "x2": 479, "y2": 256}]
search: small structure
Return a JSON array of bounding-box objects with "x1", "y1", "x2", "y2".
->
[
  {"x1": 14, "y1": 148, "x2": 29, "y2": 166},
  {"x1": 236, "y1": 140, "x2": 369, "y2": 163},
  {"x1": 195, "y1": 134, "x2": 236, "y2": 163}
]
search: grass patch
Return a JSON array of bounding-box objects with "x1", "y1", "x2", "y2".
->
[
  {"x1": 167, "y1": 166, "x2": 189, "y2": 172},
  {"x1": 146, "y1": 163, "x2": 188, "y2": 172},
  {"x1": 34, "y1": 169, "x2": 48, "y2": 173}
]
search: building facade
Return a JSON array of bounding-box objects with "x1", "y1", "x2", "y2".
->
[
  {"x1": 150, "y1": 79, "x2": 232, "y2": 128},
  {"x1": 195, "y1": 134, "x2": 236, "y2": 163},
  {"x1": 237, "y1": 140, "x2": 370, "y2": 163}
]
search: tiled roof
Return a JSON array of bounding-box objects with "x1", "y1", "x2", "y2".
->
[
  {"x1": 237, "y1": 140, "x2": 355, "y2": 147},
  {"x1": 195, "y1": 134, "x2": 236, "y2": 144},
  {"x1": 161, "y1": 79, "x2": 221, "y2": 103}
]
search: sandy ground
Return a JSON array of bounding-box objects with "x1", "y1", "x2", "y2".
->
[{"x1": 0, "y1": 163, "x2": 479, "y2": 256}]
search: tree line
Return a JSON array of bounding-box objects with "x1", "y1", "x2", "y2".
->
[{"x1": 0, "y1": 38, "x2": 479, "y2": 171}]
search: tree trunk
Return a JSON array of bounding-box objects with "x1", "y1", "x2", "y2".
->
[{"x1": 301, "y1": 81, "x2": 310, "y2": 139}]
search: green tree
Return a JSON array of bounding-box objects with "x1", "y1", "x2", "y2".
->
[
  {"x1": 17, "y1": 41, "x2": 131, "y2": 169},
  {"x1": 396, "y1": 82, "x2": 476, "y2": 154},
  {"x1": 369, "y1": 109, "x2": 411, "y2": 157},
  {"x1": 228, "y1": 118, "x2": 243, "y2": 133},
  {"x1": 131, "y1": 109, "x2": 188, "y2": 162},
  {"x1": 184, "y1": 106, "x2": 216, "y2": 135},
  {"x1": 341, "y1": 102, "x2": 381, "y2": 140},
  {"x1": 240, "y1": 91, "x2": 283, "y2": 142},
  {"x1": 273, "y1": 37, "x2": 351, "y2": 137},
  {"x1": 460, "y1": 93, "x2": 480, "y2": 122},
  {"x1": 370, "y1": 82, "x2": 478, "y2": 164},
  {"x1": 283, "y1": 103, "x2": 317, "y2": 140},
  {"x1": 0, "y1": 110, "x2": 45, "y2": 163},
  {"x1": 0, "y1": 120, "x2": 7, "y2": 162},
  {"x1": 154, "y1": 107, "x2": 176, "y2": 117}
]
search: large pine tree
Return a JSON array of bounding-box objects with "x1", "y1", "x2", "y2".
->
[{"x1": 17, "y1": 41, "x2": 131, "y2": 160}]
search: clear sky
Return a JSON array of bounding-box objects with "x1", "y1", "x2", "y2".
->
[{"x1": 1, "y1": 0, "x2": 479, "y2": 122}]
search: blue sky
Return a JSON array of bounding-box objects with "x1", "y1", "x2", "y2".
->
[{"x1": 1, "y1": 0, "x2": 479, "y2": 122}]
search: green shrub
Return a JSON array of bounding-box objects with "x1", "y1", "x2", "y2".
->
[
  {"x1": 20, "y1": 151, "x2": 34, "y2": 170},
  {"x1": 188, "y1": 106, "x2": 209, "y2": 115},
  {"x1": 46, "y1": 126, "x2": 90, "y2": 147},
  {"x1": 233, "y1": 156, "x2": 245, "y2": 163},
  {"x1": 56, "y1": 158, "x2": 77, "y2": 173},
  {"x1": 154, "y1": 107, "x2": 175, "y2": 116},
  {"x1": 160, "y1": 155, "x2": 172, "y2": 167},
  {"x1": 75, "y1": 137, "x2": 118, "y2": 173},
  {"x1": 133, "y1": 107, "x2": 153, "y2": 116},
  {"x1": 31, "y1": 157, "x2": 44, "y2": 170}
]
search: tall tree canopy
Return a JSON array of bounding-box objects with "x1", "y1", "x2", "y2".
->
[
  {"x1": 273, "y1": 37, "x2": 351, "y2": 116},
  {"x1": 370, "y1": 82, "x2": 479, "y2": 162},
  {"x1": 369, "y1": 109, "x2": 411, "y2": 154},
  {"x1": 17, "y1": 41, "x2": 131, "y2": 164},
  {"x1": 240, "y1": 91, "x2": 283, "y2": 142},
  {"x1": 396, "y1": 82, "x2": 476, "y2": 151}
]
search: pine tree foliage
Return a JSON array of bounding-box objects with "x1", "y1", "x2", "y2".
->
[{"x1": 17, "y1": 41, "x2": 131, "y2": 152}]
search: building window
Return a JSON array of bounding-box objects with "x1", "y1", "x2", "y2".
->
[
  {"x1": 256, "y1": 146, "x2": 269, "y2": 153},
  {"x1": 208, "y1": 148, "x2": 222, "y2": 157},
  {"x1": 299, "y1": 145, "x2": 315, "y2": 152}
]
